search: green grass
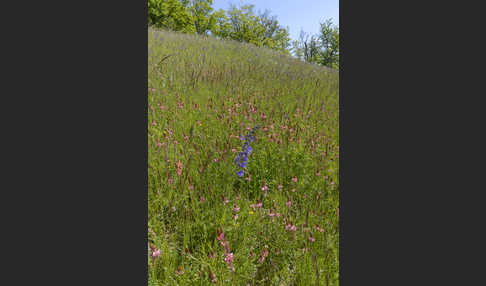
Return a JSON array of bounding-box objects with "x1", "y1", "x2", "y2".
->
[{"x1": 148, "y1": 27, "x2": 339, "y2": 286}]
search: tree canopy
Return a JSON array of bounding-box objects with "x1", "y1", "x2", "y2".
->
[{"x1": 148, "y1": 0, "x2": 338, "y2": 68}]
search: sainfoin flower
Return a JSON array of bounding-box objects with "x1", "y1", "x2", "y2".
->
[
  {"x1": 224, "y1": 252, "x2": 234, "y2": 264},
  {"x1": 256, "y1": 201, "x2": 262, "y2": 209},
  {"x1": 151, "y1": 249, "x2": 160, "y2": 258},
  {"x1": 217, "y1": 229, "x2": 225, "y2": 242},
  {"x1": 262, "y1": 183, "x2": 268, "y2": 192}
]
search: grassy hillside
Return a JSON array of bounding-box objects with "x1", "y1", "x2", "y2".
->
[{"x1": 148, "y1": 27, "x2": 339, "y2": 286}]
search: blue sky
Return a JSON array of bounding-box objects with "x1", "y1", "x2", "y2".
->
[{"x1": 211, "y1": 0, "x2": 339, "y2": 42}]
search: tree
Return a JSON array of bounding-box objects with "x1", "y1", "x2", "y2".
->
[
  {"x1": 293, "y1": 30, "x2": 320, "y2": 64},
  {"x1": 148, "y1": 0, "x2": 195, "y2": 33},
  {"x1": 210, "y1": 9, "x2": 231, "y2": 39},
  {"x1": 188, "y1": 0, "x2": 216, "y2": 35},
  {"x1": 212, "y1": 4, "x2": 290, "y2": 53},
  {"x1": 317, "y1": 19, "x2": 339, "y2": 69},
  {"x1": 292, "y1": 19, "x2": 339, "y2": 69}
]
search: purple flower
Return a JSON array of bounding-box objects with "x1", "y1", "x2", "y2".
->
[{"x1": 235, "y1": 125, "x2": 260, "y2": 177}]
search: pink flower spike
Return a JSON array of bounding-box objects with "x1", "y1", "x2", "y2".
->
[
  {"x1": 292, "y1": 176, "x2": 298, "y2": 183},
  {"x1": 217, "y1": 229, "x2": 225, "y2": 242},
  {"x1": 262, "y1": 184, "x2": 268, "y2": 192},
  {"x1": 152, "y1": 249, "x2": 160, "y2": 258},
  {"x1": 224, "y1": 252, "x2": 234, "y2": 264},
  {"x1": 233, "y1": 204, "x2": 240, "y2": 212},
  {"x1": 309, "y1": 236, "x2": 315, "y2": 242}
]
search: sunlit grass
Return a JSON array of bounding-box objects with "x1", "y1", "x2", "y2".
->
[{"x1": 148, "y1": 27, "x2": 339, "y2": 286}]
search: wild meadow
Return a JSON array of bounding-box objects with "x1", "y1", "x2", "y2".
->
[{"x1": 148, "y1": 27, "x2": 339, "y2": 285}]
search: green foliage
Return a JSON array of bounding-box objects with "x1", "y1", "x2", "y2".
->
[
  {"x1": 147, "y1": 1, "x2": 290, "y2": 53},
  {"x1": 212, "y1": 5, "x2": 290, "y2": 53},
  {"x1": 188, "y1": 0, "x2": 216, "y2": 35},
  {"x1": 318, "y1": 19, "x2": 339, "y2": 69},
  {"x1": 293, "y1": 30, "x2": 322, "y2": 64},
  {"x1": 148, "y1": 0, "x2": 195, "y2": 33},
  {"x1": 292, "y1": 19, "x2": 339, "y2": 69},
  {"x1": 148, "y1": 28, "x2": 339, "y2": 285}
]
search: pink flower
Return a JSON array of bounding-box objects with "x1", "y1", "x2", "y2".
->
[
  {"x1": 286, "y1": 224, "x2": 297, "y2": 232},
  {"x1": 199, "y1": 196, "x2": 206, "y2": 203},
  {"x1": 250, "y1": 204, "x2": 256, "y2": 210},
  {"x1": 278, "y1": 184, "x2": 283, "y2": 190},
  {"x1": 258, "y1": 247, "x2": 269, "y2": 263},
  {"x1": 232, "y1": 148, "x2": 237, "y2": 153},
  {"x1": 151, "y1": 120, "x2": 157, "y2": 126},
  {"x1": 286, "y1": 200, "x2": 292, "y2": 208},
  {"x1": 217, "y1": 229, "x2": 225, "y2": 242},
  {"x1": 262, "y1": 184, "x2": 268, "y2": 192},
  {"x1": 222, "y1": 195, "x2": 229, "y2": 205},
  {"x1": 292, "y1": 176, "x2": 298, "y2": 183},
  {"x1": 291, "y1": 188, "x2": 296, "y2": 193},
  {"x1": 175, "y1": 266, "x2": 184, "y2": 275},
  {"x1": 213, "y1": 158, "x2": 219, "y2": 163},
  {"x1": 276, "y1": 213, "x2": 281, "y2": 218},
  {"x1": 233, "y1": 204, "x2": 240, "y2": 212},
  {"x1": 224, "y1": 252, "x2": 234, "y2": 264},
  {"x1": 152, "y1": 249, "x2": 160, "y2": 258},
  {"x1": 210, "y1": 272, "x2": 217, "y2": 283},
  {"x1": 309, "y1": 236, "x2": 315, "y2": 242},
  {"x1": 256, "y1": 201, "x2": 262, "y2": 209}
]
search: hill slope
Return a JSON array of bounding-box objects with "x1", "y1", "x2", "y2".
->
[{"x1": 148, "y1": 27, "x2": 339, "y2": 286}]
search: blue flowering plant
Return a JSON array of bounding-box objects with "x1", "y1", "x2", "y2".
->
[{"x1": 235, "y1": 125, "x2": 260, "y2": 177}]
